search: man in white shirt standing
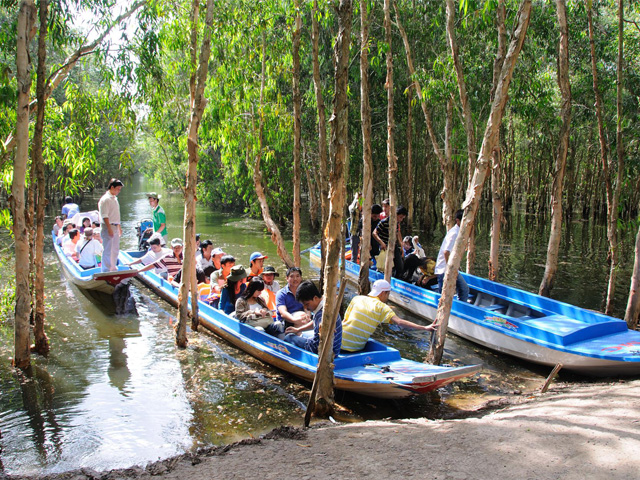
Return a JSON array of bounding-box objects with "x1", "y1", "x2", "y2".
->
[
  {"x1": 98, "y1": 178, "x2": 124, "y2": 272},
  {"x1": 434, "y1": 209, "x2": 469, "y2": 302}
]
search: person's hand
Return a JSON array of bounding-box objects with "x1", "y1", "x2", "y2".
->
[
  {"x1": 107, "y1": 227, "x2": 114, "y2": 237},
  {"x1": 285, "y1": 326, "x2": 299, "y2": 335},
  {"x1": 424, "y1": 324, "x2": 436, "y2": 331},
  {"x1": 381, "y1": 243, "x2": 387, "y2": 251}
]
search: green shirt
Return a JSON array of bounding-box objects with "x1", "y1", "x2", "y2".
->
[{"x1": 152, "y1": 205, "x2": 167, "y2": 237}]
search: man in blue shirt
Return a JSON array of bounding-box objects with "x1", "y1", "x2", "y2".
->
[
  {"x1": 61, "y1": 196, "x2": 80, "y2": 219},
  {"x1": 275, "y1": 267, "x2": 309, "y2": 328}
]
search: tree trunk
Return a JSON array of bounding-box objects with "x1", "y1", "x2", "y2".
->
[
  {"x1": 539, "y1": 0, "x2": 571, "y2": 297},
  {"x1": 311, "y1": 0, "x2": 330, "y2": 277},
  {"x1": 32, "y1": 0, "x2": 50, "y2": 355},
  {"x1": 0, "y1": 1, "x2": 146, "y2": 170},
  {"x1": 625, "y1": 219, "x2": 640, "y2": 329},
  {"x1": 383, "y1": 0, "x2": 398, "y2": 282},
  {"x1": 311, "y1": 0, "x2": 352, "y2": 418},
  {"x1": 177, "y1": 0, "x2": 215, "y2": 346},
  {"x1": 394, "y1": 2, "x2": 455, "y2": 228},
  {"x1": 13, "y1": 0, "x2": 37, "y2": 370},
  {"x1": 406, "y1": 86, "x2": 414, "y2": 230},
  {"x1": 303, "y1": 142, "x2": 320, "y2": 231},
  {"x1": 292, "y1": 0, "x2": 302, "y2": 266},
  {"x1": 358, "y1": 0, "x2": 373, "y2": 295},
  {"x1": 253, "y1": 33, "x2": 295, "y2": 269},
  {"x1": 587, "y1": 2, "x2": 621, "y2": 315},
  {"x1": 488, "y1": 0, "x2": 506, "y2": 282},
  {"x1": 427, "y1": 0, "x2": 532, "y2": 365}
]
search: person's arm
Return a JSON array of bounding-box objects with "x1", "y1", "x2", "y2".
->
[
  {"x1": 157, "y1": 222, "x2": 166, "y2": 235},
  {"x1": 235, "y1": 298, "x2": 255, "y2": 321},
  {"x1": 103, "y1": 217, "x2": 114, "y2": 237},
  {"x1": 277, "y1": 305, "x2": 297, "y2": 324},
  {"x1": 396, "y1": 226, "x2": 403, "y2": 246},
  {"x1": 372, "y1": 228, "x2": 386, "y2": 251},
  {"x1": 444, "y1": 250, "x2": 451, "y2": 265},
  {"x1": 390, "y1": 315, "x2": 435, "y2": 331},
  {"x1": 285, "y1": 319, "x2": 314, "y2": 335}
]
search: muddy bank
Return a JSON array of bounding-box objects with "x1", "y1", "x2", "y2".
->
[{"x1": 8, "y1": 379, "x2": 639, "y2": 480}]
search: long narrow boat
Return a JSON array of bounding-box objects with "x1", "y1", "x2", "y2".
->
[
  {"x1": 52, "y1": 233, "x2": 139, "y2": 313},
  {"x1": 119, "y1": 249, "x2": 480, "y2": 399},
  {"x1": 310, "y1": 248, "x2": 640, "y2": 376}
]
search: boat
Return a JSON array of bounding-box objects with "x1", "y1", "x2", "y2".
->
[
  {"x1": 310, "y1": 248, "x2": 640, "y2": 376},
  {"x1": 52, "y1": 216, "x2": 139, "y2": 314},
  {"x1": 119, "y1": 248, "x2": 481, "y2": 399}
]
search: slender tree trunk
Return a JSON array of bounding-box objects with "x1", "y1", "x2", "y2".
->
[
  {"x1": 188, "y1": 0, "x2": 199, "y2": 107},
  {"x1": 311, "y1": 0, "x2": 330, "y2": 281},
  {"x1": 406, "y1": 86, "x2": 414, "y2": 230},
  {"x1": 383, "y1": 0, "x2": 398, "y2": 282},
  {"x1": 488, "y1": 0, "x2": 506, "y2": 282},
  {"x1": 303, "y1": 143, "x2": 320, "y2": 231},
  {"x1": 32, "y1": 0, "x2": 50, "y2": 355},
  {"x1": 312, "y1": 0, "x2": 352, "y2": 417},
  {"x1": 625, "y1": 219, "x2": 640, "y2": 328},
  {"x1": 177, "y1": 0, "x2": 215, "y2": 346},
  {"x1": 13, "y1": 0, "x2": 37, "y2": 370},
  {"x1": 358, "y1": 0, "x2": 373, "y2": 294},
  {"x1": 428, "y1": 0, "x2": 531, "y2": 365},
  {"x1": 394, "y1": 2, "x2": 455, "y2": 228},
  {"x1": 292, "y1": 0, "x2": 302, "y2": 266},
  {"x1": 539, "y1": 0, "x2": 571, "y2": 297},
  {"x1": 253, "y1": 33, "x2": 295, "y2": 269},
  {"x1": 0, "y1": 1, "x2": 146, "y2": 170},
  {"x1": 587, "y1": 3, "x2": 621, "y2": 315}
]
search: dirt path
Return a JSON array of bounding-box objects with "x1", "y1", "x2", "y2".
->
[{"x1": 15, "y1": 379, "x2": 640, "y2": 480}]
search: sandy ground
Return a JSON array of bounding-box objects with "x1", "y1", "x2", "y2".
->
[{"x1": 9, "y1": 379, "x2": 640, "y2": 480}]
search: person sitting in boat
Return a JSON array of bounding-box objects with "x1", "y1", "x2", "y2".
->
[
  {"x1": 61, "y1": 196, "x2": 80, "y2": 219},
  {"x1": 75, "y1": 228, "x2": 104, "y2": 269},
  {"x1": 219, "y1": 265, "x2": 248, "y2": 315},
  {"x1": 92, "y1": 228, "x2": 103, "y2": 244},
  {"x1": 234, "y1": 278, "x2": 273, "y2": 328},
  {"x1": 197, "y1": 240, "x2": 215, "y2": 272},
  {"x1": 435, "y1": 209, "x2": 469, "y2": 302},
  {"x1": 210, "y1": 247, "x2": 224, "y2": 271},
  {"x1": 194, "y1": 267, "x2": 211, "y2": 300},
  {"x1": 259, "y1": 265, "x2": 280, "y2": 316},
  {"x1": 146, "y1": 192, "x2": 168, "y2": 245},
  {"x1": 247, "y1": 251, "x2": 267, "y2": 282},
  {"x1": 79, "y1": 217, "x2": 92, "y2": 234},
  {"x1": 283, "y1": 280, "x2": 342, "y2": 356},
  {"x1": 209, "y1": 254, "x2": 236, "y2": 306},
  {"x1": 127, "y1": 236, "x2": 172, "y2": 277},
  {"x1": 399, "y1": 235, "x2": 429, "y2": 283},
  {"x1": 57, "y1": 221, "x2": 75, "y2": 246},
  {"x1": 341, "y1": 279, "x2": 434, "y2": 352},
  {"x1": 63, "y1": 229, "x2": 81, "y2": 260},
  {"x1": 275, "y1": 267, "x2": 310, "y2": 330},
  {"x1": 160, "y1": 238, "x2": 184, "y2": 282},
  {"x1": 53, "y1": 216, "x2": 64, "y2": 236}
]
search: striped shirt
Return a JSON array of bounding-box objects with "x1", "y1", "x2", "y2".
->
[{"x1": 341, "y1": 295, "x2": 396, "y2": 352}]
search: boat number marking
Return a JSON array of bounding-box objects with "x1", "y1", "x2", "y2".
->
[
  {"x1": 484, "y1": 315, "x2": 518, "y2": 331},
  {"x1": 264, "y1": 342, "x2": 291, "y2": 356},
  {"x1": 601, "y1": 341, "x2": 640, "y2": 353}
]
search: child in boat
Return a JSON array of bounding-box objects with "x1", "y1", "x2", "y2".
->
[
  {"x1": 219, "y1": 265, "x2": 247, "y2": 315},
  {"x1": 234, "y1": 278, "x2": 273, "y2": 328}
]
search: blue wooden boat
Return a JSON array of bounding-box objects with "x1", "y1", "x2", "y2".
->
[
  {"x1": 52, "y1": 232, "x2": 139, "y2": 312},
  {"x1": 119, "y1": 249, "x2": 480, "y2": 399},
  {"x1": 310, "y1": 248, "x2": 640, "y2": 376}
]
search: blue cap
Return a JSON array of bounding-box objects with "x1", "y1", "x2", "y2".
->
[{"x1": 250, "y1": 252, "x2": 268, "y2": 262}]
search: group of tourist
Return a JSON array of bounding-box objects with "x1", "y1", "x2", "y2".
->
[{"x1": 56, "y1": 181, "x2": 448, "y2": 355}]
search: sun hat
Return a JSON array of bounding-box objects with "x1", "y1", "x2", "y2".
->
[
  {"x1": 261, "y1": 265, "x2": 279, "y2": 277},
  {"x1": 171, "y1": 238, "x2": 183, "y2": 247},
  {"x1": 250, "y1": 252, "x2": 268, "y2": 262},
  {"x1": 227, "y1": 265, "x2": 248, "y2": 282},
  {"x1": 147, "y1": 192, "x2": 161, "y2": 200},
  {"x1": 212, "y1": 247, "x2": 225, "y2": 256},
  {"x1": 369, "y1": 279, "x2": 392, "y2": 297},
  {"x1": 83, "y1": 228, "x2": 93, "y2": 238}
]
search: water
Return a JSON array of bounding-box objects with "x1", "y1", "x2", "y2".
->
[{"x1": 0, "y1": 176, "x2": 633, "y2": 475}]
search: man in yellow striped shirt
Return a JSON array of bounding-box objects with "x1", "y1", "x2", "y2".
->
[{"x1": 341, "y1": 280, "x2": 435, "y2": 352}]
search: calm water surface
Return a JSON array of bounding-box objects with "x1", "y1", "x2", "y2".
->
[{"x1": 0, "y1": 176, "x2": 633, "y2": 475}]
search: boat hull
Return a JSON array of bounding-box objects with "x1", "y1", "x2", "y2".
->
[
  {"x1": 120, "y1": 250, "x2": 480, "y2": 399},
  {"x1": 310, "y1": 249, "x2": 640, "y2": 376}
]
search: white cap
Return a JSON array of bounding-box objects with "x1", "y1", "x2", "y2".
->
[{"x1": 369, "y1": 279, "x2": 391, "y2": 297}]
